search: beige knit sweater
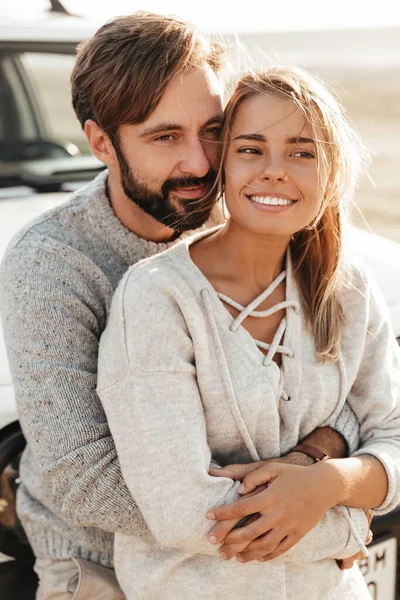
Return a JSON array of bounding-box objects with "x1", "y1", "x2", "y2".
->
[{"x1": 97, "y1": 228, "x2": 400, "y2": 599}]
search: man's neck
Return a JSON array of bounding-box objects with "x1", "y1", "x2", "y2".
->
[{"x1": 107, "y1": 174, "x2": 176, "y2": 243}]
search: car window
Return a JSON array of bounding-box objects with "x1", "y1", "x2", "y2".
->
[{"x1": 20, "y1": 52, "x2": 90, "y2": 155}]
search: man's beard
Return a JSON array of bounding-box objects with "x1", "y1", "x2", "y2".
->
[{"x1": 114, "y1": 142, "x2": 218, "y2": 233}]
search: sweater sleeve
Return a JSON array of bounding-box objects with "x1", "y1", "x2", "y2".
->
[
  {"x1": 97, "y1": 267, "x2": 368, "y2": 558},
  {"x1": 346, "y1": 271, "x2": 400, "y2": 514},
  {"x1": 97, "y1": 269, "x2": 243, "y2": 555},
  {"x1": 0, "y1": 242, "x2": 144, "y2": 534},
  {"x1": 333, "y1": 402, "x2": 360, "y2": 455},
  {"x1": 284, "y1": 506, "x2": 368, "y2": 562}
]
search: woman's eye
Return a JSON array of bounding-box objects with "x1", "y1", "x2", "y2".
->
[
  {"x1": 292, "y1": 150, "x2": 315, "y2": 159},
  {"x1": 237, "y1": 147, "x2": 261, "y2": 155}
]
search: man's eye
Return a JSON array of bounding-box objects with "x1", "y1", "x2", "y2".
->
[
  {"x1": 202, "y1": 127, "x2": 221, "y2": 139},
  {"x1": 154, "y1": 134, "x2": 175, "y2": 142}
]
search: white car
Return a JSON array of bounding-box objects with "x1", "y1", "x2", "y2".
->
[{"x1": 0, "y1": 10, "x2": 104, "y2": 429}]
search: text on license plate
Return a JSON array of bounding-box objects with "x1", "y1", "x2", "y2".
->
[{"x1": 358, "y1": 536, "x2": 397, "y2": 600}]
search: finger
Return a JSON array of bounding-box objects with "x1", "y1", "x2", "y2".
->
[
  {"x1": 257, "y1": 534, "x2": 298, "y2": 562},
  {"x1": 364, "y1": 509, "x2": 373, "y2": 528},
  {"x1": 365, "y1": 532, "x2": 373, "y2": 546},
  {"x1": 234, "y1": 526, "x2": 287, "y2": 562},
  {"x1": 339, "y1": 557, "x2": 356, "y2": 570},
  {"x1": 207, "y1": 516, "x2": 243, "y2": 545},
  {"x1": 240, "y1": 464, "x2": 280, "y2": 494},
  {"x1": 218, "y1": 539, "x2": 252, "y2": 560},
  {"x1": 209, "y1": 462, "x2": 263, "y2": 480},
  {"x1": 207, "y1": 491, "x2": 271, "y2": 521},
  {"x1": 338, "y1": 550, "x2": 365, "y2": 570},
  {"x1": 223, "y1": 513, "x2": 277, "y2": 546}
]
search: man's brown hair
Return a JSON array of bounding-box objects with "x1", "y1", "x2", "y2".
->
[{"x1": 71, "y1": 12, "x2": 226, "y2": 140}]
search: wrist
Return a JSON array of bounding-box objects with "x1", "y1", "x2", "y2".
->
[
  {"x1": 312, "y1": 459, "x2": 347, "y2": 507},
  {"x1": 282, "y1": 451, "x2": 315, "y2": 467},
  {"x1": 292, "y1": 443, "x2": 331, "y2": 463}
]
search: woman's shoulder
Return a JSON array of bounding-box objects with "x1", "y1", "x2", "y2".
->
[
  {"x1": 114, "y1": 239, "x2": 202, "y2": 311},
  {"x1": 340, "y1": 255, "x2": 387, "y2": 318}
]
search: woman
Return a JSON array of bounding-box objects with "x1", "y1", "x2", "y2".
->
[{"x1": 97, "y1": 66, "x2": 400, "y2": 599}]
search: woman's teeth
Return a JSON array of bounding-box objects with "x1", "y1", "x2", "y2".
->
[{"x1": 250, "y1": 196, "x2": 294, "y2": 206}]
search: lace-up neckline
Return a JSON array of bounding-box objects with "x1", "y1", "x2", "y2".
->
[{"x1": 216, "y1": 269, "x2": 300, "y2": 368}]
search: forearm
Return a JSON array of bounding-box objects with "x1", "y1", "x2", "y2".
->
[
  {"x1": 54, "y1": 440, "x2": 145, "y2": 533},
  {"x1": 284, "y1": 425, "x2": 348, "y2": 467},
  {"x1": 100, "y1": 375, "x2": 242, "y2": 555},
  {"x1": 314, "y1": 454, "x2": 388, "y2": 510},
  {"x1": 285, "y1": 402, "x2": 360, "y2": 466}
]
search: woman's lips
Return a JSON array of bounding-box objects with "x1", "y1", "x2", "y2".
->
[{"x1": 247, "y1": 195, "x2": 297, "y2": 213}]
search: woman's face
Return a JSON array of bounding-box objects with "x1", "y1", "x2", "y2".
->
[{"x1": 223, "y1": 92, "x2": 326, "y2": 239}]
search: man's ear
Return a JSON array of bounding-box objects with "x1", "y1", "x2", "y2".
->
[{"x1": 84, "y1": 120, "x2": 117, "y2": 166}]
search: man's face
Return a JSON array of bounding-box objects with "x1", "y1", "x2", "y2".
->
[{"x1": 113, "y1": 65, "x2": 223, "y2": 233}]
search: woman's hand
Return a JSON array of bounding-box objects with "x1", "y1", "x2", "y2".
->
[
  {"x1": 206, "y1": 455, "x2": 314, "y2": 547},
  {"x1": 206, "y1": 461, "x2": 340, "y2": 562}
]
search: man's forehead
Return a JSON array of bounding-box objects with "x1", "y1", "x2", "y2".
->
[{"x1": 137, "y1": 65, "x2": 223, "y2": 133}]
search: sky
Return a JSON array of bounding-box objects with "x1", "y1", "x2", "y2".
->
[{"x1": 2, "y1": 0, "x2": 400, "y2": 32}]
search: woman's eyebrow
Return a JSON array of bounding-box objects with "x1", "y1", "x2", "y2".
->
[
  {"x1": 287, "y1": 136, "x2": 315, "y2": 144},
  {"x1": 233, "y1": 133, "x2": 266, "y2": 142},
  {"x1": 232, "y1": 133, "x2": 315, "y2": 144}
]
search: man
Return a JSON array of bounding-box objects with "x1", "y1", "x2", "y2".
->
[{"x1": 0, "y1": 12, "x2": 359, "y2": 600}]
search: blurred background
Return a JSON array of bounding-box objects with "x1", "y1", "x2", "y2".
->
[{"x1": 1, "y1": 0, "x2": 400, "y2": 240}]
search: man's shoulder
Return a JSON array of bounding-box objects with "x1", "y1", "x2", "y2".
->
[
  {"x1": 7, "y1": 188, "x2": 98, "y2": 254},
  {"x1": 2, "y1": 174, "x2": 112, "y2": 271}
]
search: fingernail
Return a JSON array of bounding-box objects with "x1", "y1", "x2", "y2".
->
[
  {"x1": 206, "y1": 511, "x2": 215, "y2": 520},
  {"x1": 238, "y1": 484, "x2": 245, "y2": 493},
  {"x1": 236, "y1": 556, "x2": 245, "y2": 562},
  {"x1": 257, "y1": 557, "x2": 267, "y2": 562},
  {"x1": 208, "y1": 535, "x2": 217, "y2": 545},
  {"x1": 219, "y1": 551, "x2": 227, "y2": 560}
]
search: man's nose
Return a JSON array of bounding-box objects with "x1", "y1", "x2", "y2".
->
[{"x1": 179, "y1": 137, "x2": 211, "y2": 178}]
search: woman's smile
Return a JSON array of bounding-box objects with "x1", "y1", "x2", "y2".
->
[
  {"x1": 247, "y1": 194, "x2": 298, "y2": 212},
  {"x1": 223, "y1": 93, "x2": 323, "y2": 238}
]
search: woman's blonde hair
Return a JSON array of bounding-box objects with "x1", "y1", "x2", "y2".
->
[{"x1": 219, "y1": 66, "x2": 367, "y2": 361}]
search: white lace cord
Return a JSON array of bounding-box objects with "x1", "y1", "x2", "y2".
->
[
  {"x1": 229, "y1": 270, "x2": 287, "y2": 332},
  {"x1": 263, "y1": 317, "x2": 288, "y2": 367},
  {"x1": 254, "y1": 339, "x2": 293, "y2": 357},
  {"x1": 218, "y1": 294, "x2": 297, "y2": 320},
  {"x1": 216, "y1": 269, "x2": 299, "y2": 399}
]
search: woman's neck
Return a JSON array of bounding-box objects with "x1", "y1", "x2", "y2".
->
[{"x1": 207, "y1": 220, "x2": 291, "y2": 292}]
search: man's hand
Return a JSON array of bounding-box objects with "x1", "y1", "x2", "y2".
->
[{"x1": 207, "y1": 462, "x2": 338, "y2": 562}]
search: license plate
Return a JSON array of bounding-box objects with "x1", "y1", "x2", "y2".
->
[{"x1": 358, "y1": 536, "x2": 397, "y2": 599}]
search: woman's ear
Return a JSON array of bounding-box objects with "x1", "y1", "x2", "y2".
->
[{"x1": 84, "y1": 120, "x2": 118, "y2": 166}]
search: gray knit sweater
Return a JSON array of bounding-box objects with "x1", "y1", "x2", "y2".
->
[
  {"x1": 0, "y1": 172, "x2": 360, "y2": 568},
  {"x1": 98, "y1": 229, "x2": 400, "y2": 599}
]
